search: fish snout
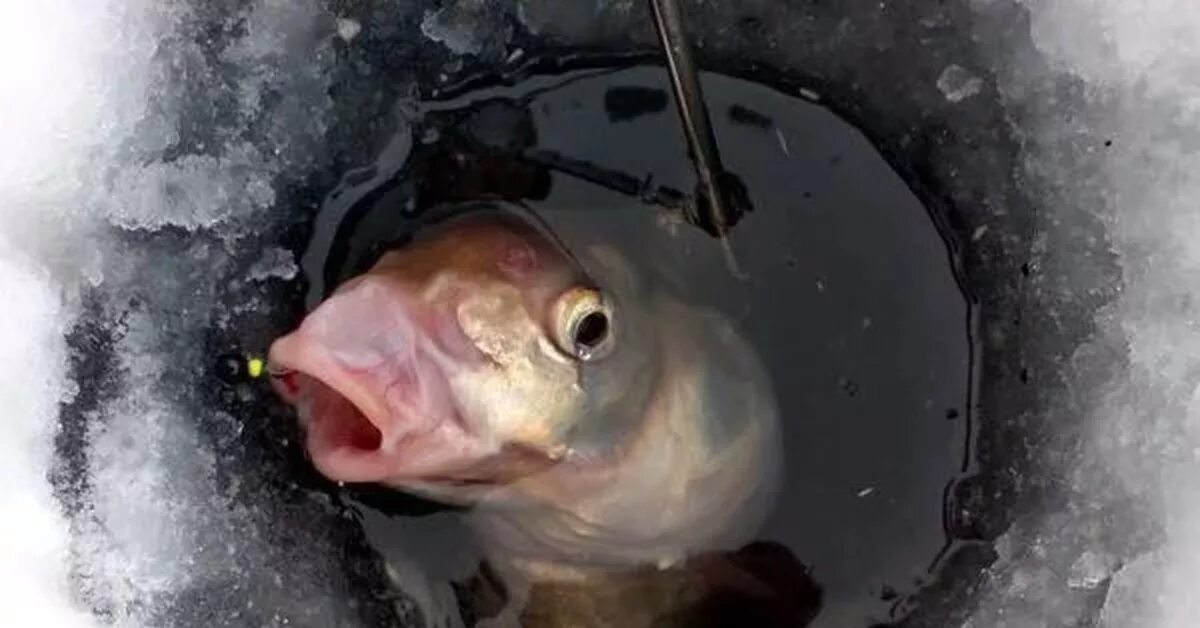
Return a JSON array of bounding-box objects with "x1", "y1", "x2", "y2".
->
[
  {"x1": 298, "y1": 277, "x2": 415, "y2": 370},
  {"x1": 266, "y1": 277, "x2": 415, "y2": 423},
  {"x1": 265, "y1": 276, "x2": 483, "y2": 484}
]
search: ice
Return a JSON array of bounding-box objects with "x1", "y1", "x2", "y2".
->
[
  {"x1": 957, "y1": 0, "x2": 1200, "y2": 626},
  {"x1": 420, "y1": 0, "x2": 513, "y2": 57},
  {"x1": 0, "y1": 257, "x2": 93, "y2": 627},
  {"x1": 103, "y1": 144, "x2": 276, "y2": 231},
  {"x1": 0, "y1": 0, "x2": 156, "y2": 625},
  {"x1": 247, "y1": 247, "x2": 299, "y2": 282},
  {"x1": 937, "y1": 64, "x2": 984, "y2": 103},
  {"x1": 76, "y1": 305, "x2": 240, "y2": 608},
  {"x1": 516, "y1": 0, "x2": 640, "y2": 38},
  {"x1": 336, "y1": 18, "x2": 363, "y2": 42},
  {"x1": 1097, "y1": 551, "x2": 1168, "y2": 627},
  {"x1": 0, "y1": 0, "x2": 403, "y2": 625},
  {"x1": 1068, "y1": 550, "x2": 1117, "y2": 590}
]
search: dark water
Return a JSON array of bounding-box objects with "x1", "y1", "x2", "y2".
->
[{"x1": 297, "y1": 64, "x2": 974, "y2": 628}]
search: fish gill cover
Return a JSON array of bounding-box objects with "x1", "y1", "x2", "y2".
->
[{"x1": 0, "y1": 0, "x2": 1197, "y2": 627}]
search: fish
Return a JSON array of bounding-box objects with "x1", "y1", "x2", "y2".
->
[
  {"x1": 509, "y1": 540, "x2": 822, "y2": 628},
  {"x1": 267, "y1": 204, "x2": 783, "y2": 620}
]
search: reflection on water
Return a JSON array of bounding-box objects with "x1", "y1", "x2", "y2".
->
[{"x1": 287, "y1": 64, "x2": 973, "y2": 627}]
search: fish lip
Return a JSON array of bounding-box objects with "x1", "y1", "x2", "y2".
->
[{"x1": 266, "y1": 332, "x2": 471, "y2": 484}]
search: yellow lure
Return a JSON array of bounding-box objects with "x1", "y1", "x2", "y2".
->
[{"x1": 246, "y1": 356, "x2": 265, "y2": 379}]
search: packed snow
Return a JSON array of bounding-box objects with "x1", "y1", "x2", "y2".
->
[{"x1": 2, "y1": 0, "x2": 1200, "y2": 626}]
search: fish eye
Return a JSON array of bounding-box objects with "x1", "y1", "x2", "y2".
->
[
  {"x1": 551, "y1": 288, "x2": 615, "y2": 361},
  {"x1": 574, "y1": 312, "x2": 608, "y2": 348}
]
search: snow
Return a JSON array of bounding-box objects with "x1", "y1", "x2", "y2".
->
[
  {"x1": 3, "y1": 0, "x2": 1200, "y2": 626},
  {"x1": 0, "y1": 0, "x2": 369, "y2": 625},
  {"x1": 0, "y1": 259, "x2": 93, "y2": 627},
  {"x1": 956, "y1": 0, "x2": 1200, "y2": 626},
  {"x1": 0, "y1": 0, "x2": 159, "y2": 625}
]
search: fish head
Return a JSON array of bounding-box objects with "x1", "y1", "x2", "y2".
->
[{"x1": 267, "y1": 208, "x2": 649, "y2": 502}]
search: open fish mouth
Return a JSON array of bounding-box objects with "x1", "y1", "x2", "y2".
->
[
  {"x1": 267, "y1": 355, "x2": 560, "y2": 491},
  {"x1": 265, "y1": 342, "x2": 434, "y2": 484},
  {"x1": 270, "y1": 369, "x2": 384, "y2": 452},
  {"x1": 264, "y1": 299, "x2": 483, "y2": 485}
]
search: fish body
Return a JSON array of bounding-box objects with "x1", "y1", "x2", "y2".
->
[{"x1": 268, "y1": 204, "x2": 781, "y2": 585}]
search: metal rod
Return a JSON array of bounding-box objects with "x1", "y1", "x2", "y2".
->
[
  {"x1": 647, "y1": 0, "x2": 735, "y2": 238},
  {"x1": 523, "y1": 148, "x2": 688, "y2": 213}
]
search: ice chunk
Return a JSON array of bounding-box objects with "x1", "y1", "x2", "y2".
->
[
  {"x1": 337, "y1": 18, "x2": 363, "y2": 42},
  {"x1": 102, "y1": 144, "x2": 276, "y2": 231},
  {"x1": 1069, "y1": 549, "x2": 1117, "y2": 590},
  {"x1": 937, "y1": 64, "x2": 984, "y2": 103},
  {"x1": 247, "y1": 247, "x2": 299, "y2": 282},
  {"x1": 421, "y1": 0, "x2": 513, "y2": 57}
]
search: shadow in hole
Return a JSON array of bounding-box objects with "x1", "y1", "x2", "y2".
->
[{"x1": 455, "y1": 541, "x2": 823, "y2": 628}]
